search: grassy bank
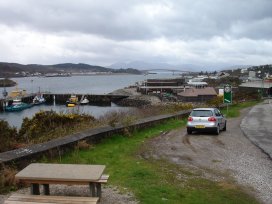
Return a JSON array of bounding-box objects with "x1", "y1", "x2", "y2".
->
[
  {"x1": 45, "y1": 117, "x2": 258, "y2": 204},
  {"x1": 221, "y1": 100, "x2": 261, "y2": 118}
]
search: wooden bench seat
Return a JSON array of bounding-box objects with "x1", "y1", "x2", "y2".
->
[{"x1": 4, "y1": 194, "x2": 99, "y2": 204}]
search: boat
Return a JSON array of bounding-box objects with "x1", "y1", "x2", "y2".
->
[
  {"x1": 33, "y1": 94, "x2": 46, "y2": 105},
  {"x1": 5, "y1": 98, "x2": 32, "y2": 112},
  {"x1": 66, "y1": 95, "x2": 78, "y2": 107},
  {"x1": 8, "y1": 87, "x2": 27, "y2": 98},
  {"x1": 80, "y1": 97, "x2": 89, "y2": 105}
]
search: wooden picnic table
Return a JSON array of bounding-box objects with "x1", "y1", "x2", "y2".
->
[{"x1": 15, "y1": 163, "x2": 106, "y2": 198}]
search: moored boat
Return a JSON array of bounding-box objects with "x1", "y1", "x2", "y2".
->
[
  {"x1": 66, "y1": 95, "x2": 78, "y2": 107},
  {"x1": 33, "y1": 94, "x2": 46, "y2": 105},
  {"x1": 5, "y1": 98, "x2": 32, "y2": 112},
  {"x1": 80, "y1": 97, "x2": 89, "y2": 105}
]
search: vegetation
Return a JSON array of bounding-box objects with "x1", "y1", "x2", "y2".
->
[
  {"x1": 18, "y1": 111, "x2": 97, "y2": 144},
  {"x1": 43, "y1": 119, "x2": 259, "y2": 204},
  {"x1": 204, "y1": 76, "x2": 242, "y2": 87},
  {"x1": 0, "y1": 120, "x2": 17, "y2": 152},
  {"x1": 221, "y1": 100, "x2": 260, "y2": 118}
]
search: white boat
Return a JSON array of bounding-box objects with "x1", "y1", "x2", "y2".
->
[
  {"x1": 80, "y1": 97, "x2": 89, "y2": 105},
  {"x1": 33, "y1": 94, "x2": 46, "y2": 105}
]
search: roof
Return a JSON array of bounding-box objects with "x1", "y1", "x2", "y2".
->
[{"x1": 178, "y1": 87, "x2": 217, "y2": 97}]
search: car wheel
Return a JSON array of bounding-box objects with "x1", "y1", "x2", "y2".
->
[
  {"x1": 222, "y1": 122, "x2": 227, "y2": 131},
  {"x1": 187, "y1": 129, "x2": 192, "y2": 135},
  {"x1": 215, "y1": 125, "x2": 220, "y2": 135}
]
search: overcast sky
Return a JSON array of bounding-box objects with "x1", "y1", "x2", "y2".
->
[{"x1": 0, "y1": 0, "x2": 271, "y2": 69}]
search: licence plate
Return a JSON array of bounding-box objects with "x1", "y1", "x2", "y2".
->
[{"x1": 195, "y1": 125, "x2": 205, "y2": 128}]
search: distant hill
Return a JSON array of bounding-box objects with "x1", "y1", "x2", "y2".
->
[
  {"x1": 0, "y1": 62, "x2": 142, "y2": 77},
  {"x1": 109, "y1": 61, "x2": 200, "y2": 72}
]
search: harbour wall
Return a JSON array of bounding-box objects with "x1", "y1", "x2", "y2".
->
[{"x1": 0, "y1": 110, "x2": 190, "y2": 169}]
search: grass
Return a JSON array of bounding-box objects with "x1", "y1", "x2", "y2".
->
[
  {"x1": 45, "y1": 117, "x2": 259, "y2": 204},
  {"x1": 221, "y1": 100, "x2": 261, "y2": 118}
]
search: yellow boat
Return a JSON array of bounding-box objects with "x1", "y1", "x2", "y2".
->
[
  {"x1": 9, "y1": 87, "x2": 27, "y2": 98},
  {"x1": 66, "y1": 95, "x2": 78, "y2": 107}
]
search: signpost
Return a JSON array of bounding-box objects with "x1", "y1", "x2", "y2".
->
[
  {"x1": 223, "y1": 84, "x2": 232, "y2": 116},
  {"x1": 223, "y1": 85, "x2": 232, "y2": 104}
]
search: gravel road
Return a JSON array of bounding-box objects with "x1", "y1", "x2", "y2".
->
[{"x1": 142, "y1": 107, "x2": 272, "y2": 204}]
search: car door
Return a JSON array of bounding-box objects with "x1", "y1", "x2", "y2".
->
[{"x1": 214, "y1": 109, "x2": 224, "y2": 129}]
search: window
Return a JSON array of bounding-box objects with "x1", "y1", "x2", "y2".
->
[{"x1": 191, "y1": 110, "x2": 213, "y2": 117}]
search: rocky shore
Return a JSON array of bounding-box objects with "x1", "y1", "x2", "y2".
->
[{"x1": 109, "y1": 87, "x2": 161, "y2": 107}]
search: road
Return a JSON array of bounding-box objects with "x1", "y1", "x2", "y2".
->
[
  {"x1": 241, "y1": 99, "x2": 272, "y2": 158},
  {"x1": 143, "y1": 105, "x2": 272, "y2": 204}
]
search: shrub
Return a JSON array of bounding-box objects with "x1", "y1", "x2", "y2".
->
[
  {"x1": 19, "y1": 111, "x2": 96, "y2": 143},
  {"x1": 0, "y1": 120, "x2": 17, "y2": 152}
]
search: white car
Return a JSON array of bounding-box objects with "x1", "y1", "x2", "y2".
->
[{"x1": 186, "y1": 108, "x2": 227, "y2": 135}]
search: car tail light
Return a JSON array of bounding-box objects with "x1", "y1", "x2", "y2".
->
[
  {"x1": 208, "y1": 117, "x2": 217, "y2": 122},
  {"x1": 188, "y1": 116, "x2": 193, "y2": 121}
]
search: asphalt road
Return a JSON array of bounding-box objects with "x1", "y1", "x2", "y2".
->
[{"x1": 241, "y1": 99, "x2": 272, "y2": 159}]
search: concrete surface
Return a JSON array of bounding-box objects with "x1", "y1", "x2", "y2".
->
[{"x1": 241, "y1": 99, "x2": 272, "y2": 158}]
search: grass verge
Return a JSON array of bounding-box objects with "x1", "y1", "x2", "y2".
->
[
  {"x1": 221, "y1": 100, "x2": 261, "y2": 118},
  {"x1": 45, "y1": 117, "x2": 259, "y2": 204}
]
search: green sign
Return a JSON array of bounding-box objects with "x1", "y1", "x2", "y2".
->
[{"x1": 224, "y1": 85, "x2": 232, "y2": 104}]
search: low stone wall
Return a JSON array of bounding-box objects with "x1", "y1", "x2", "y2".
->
[{"x1": 0, "y1": 110, "x2": 191, "y2": 169}]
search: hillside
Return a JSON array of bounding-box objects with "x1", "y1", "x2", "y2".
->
[{"x1": 0, "y1": 62, "x2": 142, "y2": 77}]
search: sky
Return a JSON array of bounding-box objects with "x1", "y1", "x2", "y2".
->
[{"x1": 0, "y1": 0, "x2": 272, "y2": 70}]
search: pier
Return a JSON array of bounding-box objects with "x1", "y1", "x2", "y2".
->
[{"x1": 0, "y1": 93, "x2": 129, "y2": 111}]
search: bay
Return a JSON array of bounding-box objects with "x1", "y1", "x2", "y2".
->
[{"x1": 0, "y1": 73, "x2": 175, "y2": 128}]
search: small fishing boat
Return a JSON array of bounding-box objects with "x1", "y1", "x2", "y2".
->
[
  {"x1": 80, "y1": 97, "x2": 89, "y2": 105},
  {"x1": 5, "y1": 98, "x2": 32, "y2": 112},
  {"x1": 66, "y1": 95, "x2": 78, "y2": 107},
  {"x1": 33, "y1": 94, "x2": 46, "y2": 105}
]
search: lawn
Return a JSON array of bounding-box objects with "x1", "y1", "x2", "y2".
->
[{"x1": 46, "y1": 116, "x2": 259, "y2": 204}]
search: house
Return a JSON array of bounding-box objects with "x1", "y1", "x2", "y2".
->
[{"x1": 177, "y1": 87, "x2": 217, "y2": 102}]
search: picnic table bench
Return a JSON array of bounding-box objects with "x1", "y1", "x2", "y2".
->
[
  {"x1": 5, "y1": 163, "x2": 110, "y2": 204},
  {"x1": 5, "y1": 194, "x2": 99, "y2": 204}
]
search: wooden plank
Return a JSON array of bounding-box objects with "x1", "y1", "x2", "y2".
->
[
  {"x1": 16, "y1": 163, "x2": 105, "y2": 182},
  {"x1": 9, "y1": 194, "x2": 99, "y2": 202},
  {"x1": 6, "y1": 194, "x2": 98, "y2": 204},
  {"x1": 20, "y1": 180, "x2": 90, "y2": 185},
  {"x1": 5, "y1": 201, "x2": 54, "y2": 204},
  {"x1": 21, "y1": 174, "x2": 109, "y2": 185}
]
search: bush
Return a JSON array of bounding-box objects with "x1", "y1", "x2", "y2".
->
[
  {"x1": 19, "y1": 111, "x2": 96, "y2": 143},
  {"x1": 0, "y1": 120, "x2": 17, "y2": 152},
  {"x1": 206, "y1": 96, "x2": 224, "y2": 108}
]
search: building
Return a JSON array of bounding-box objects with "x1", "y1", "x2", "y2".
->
[
  {"x1": 137, "y1": 78, "x2": 186, "y2": 94},
  {"x1": 177, "y1": 87, "x2": 217, "y2": 102},
  {"x1": 239, "y1": 81, "x2": 272, "y2": 96}
]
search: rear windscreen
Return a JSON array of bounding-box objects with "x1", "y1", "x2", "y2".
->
[{"x1": 191, "y1": 110, "x2": 213, "y2": 117}]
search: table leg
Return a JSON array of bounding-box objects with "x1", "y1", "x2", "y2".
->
[
  {"x1": 30, "y1": 183, "x2": 40, "y2": 195},
  {"x1": 96, "y1": 183, "x2": 101, "y2": 198},
  {"x1": 89, "y1": 183, "x2": 96, "y2": 197},
  {"x1": 43, "y1": 184, "x2": 50, "y2": 195}
]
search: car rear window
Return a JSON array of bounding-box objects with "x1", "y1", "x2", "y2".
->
[{"x1": 191, "y1": 110, "x2": 213, "y2": 117}]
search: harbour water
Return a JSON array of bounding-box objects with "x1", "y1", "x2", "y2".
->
[{"x1": 1, "y1": 73, "x2": 175, "y2": 128}]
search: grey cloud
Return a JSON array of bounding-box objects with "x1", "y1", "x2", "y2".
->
[{"x1": 0, "y1": 0, "x2": 271, "y2": 41}]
